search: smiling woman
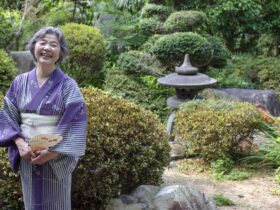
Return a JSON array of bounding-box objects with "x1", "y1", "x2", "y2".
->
[{"x1": 0, "y1": 26, "x2": 87, "y2": 210}]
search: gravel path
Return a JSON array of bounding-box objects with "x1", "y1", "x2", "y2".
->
[{"x1": 162, "y1": 167, "x2": 280, "y2": 210}]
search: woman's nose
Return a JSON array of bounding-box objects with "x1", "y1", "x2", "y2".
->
[{"x1": 43, "y1": 44, "x2": 51, "y2": 50}]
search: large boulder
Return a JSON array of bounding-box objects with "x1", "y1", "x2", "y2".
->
[
  {"x1": 106, "y1": 185, "x2": 217, "y2": 210},
  {"x1": 10, "y1": 51, "x2": 34, "y2": 74},
  {"x1": 202, "y1": 88, "x2": 280, "y2": 116}
]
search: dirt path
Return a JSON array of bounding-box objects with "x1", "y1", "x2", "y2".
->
[{"x1": 162, "y1": 166, "x2": 280, "y2": 210}]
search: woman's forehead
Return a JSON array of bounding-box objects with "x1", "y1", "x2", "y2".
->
[{"x1": 38, "y1": 34, "x2": 59, "y2": 43}]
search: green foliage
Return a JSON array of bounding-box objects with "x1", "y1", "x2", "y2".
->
[
  {"x1": 211, "y1": 156, "x2": 234, "y2": 179},
  {"x1": 103, "y1": 67, "x2": 173, "y2": 121},
  {"x1": 141, "y1": 3, "x2": 170, "y2": 20},
  {"x1": 138, "y1": 17, "x2": 164, "y2": 35},
  {"x1": 164, "y1": 10, "x2": 207, "y2": 33},
  {"x1": 211, "y1": 156, "x2": 252, "y2": 181},
  {"x1": 72, "y1": 87, "x2": 170, "y2": 209},
  {"x1": 206, "y1": 67, "x2": 255, "y2": 89},
  {"x1": 0, "y1": 49, "x2": 17, "y2": 93},
  {"x1": 205, "y1": 35, "x2": 230, "y2": 68},
  {"x1": 60, "y1": 23, "x2": 106, "y2": 86},
  {"x1": 275, "y1": 167, "x2": 280, "y2": 184},
  {"x1": 175, "y1": 100, "x2": 263, "y2": 160},
  {"x1": 45, "y1": 2, "x2": 73, "y2": 26},
  {"x1": 213, "y1": 194, "x2": 235, "y2": 206},
  {"x1": 116, "y1": 50, "x2": 165, "y2": 75},
  {"x1": 206, "y1": 0, "x2": 262, "y2": 51},
  {"x1": 0, "y1": 8, "x2": 21, "y2": 51},
  {"x1": 224, "y1": 54, "x2": 280, "y2": 92},
  {"x1": 148, "y1": 32, "x2": 213, "y2": 68},
  {"x1": 256, "y1": 34, "x2": 279, "y2": 57},
  {"x1": 0, "y1": 147, "x2": 23, "y2": 210}
]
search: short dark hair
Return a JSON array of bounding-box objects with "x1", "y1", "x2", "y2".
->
[{"x1": 26, "y1": 26, "x2": 68, "y2": 64}]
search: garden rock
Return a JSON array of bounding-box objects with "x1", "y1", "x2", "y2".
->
[
  {"x1": 204, "y1": 88, "x2": 280, "y2": 116},
  {"x1": 106, "y1": 185, "x2": 217, "y2": 210},
  {"x1": 10, "y1": 51, "x2": 34, "y2": 74},
  {"x1": 169, "y1": 141, "x2": 185, "y2": 160}
]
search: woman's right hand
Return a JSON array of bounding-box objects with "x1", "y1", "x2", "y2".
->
[{"x1": 14, "y1": 137, "x2": 36, "y2": 160}]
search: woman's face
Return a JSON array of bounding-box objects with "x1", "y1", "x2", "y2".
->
[{"x1": 34, "y1": 34, "x2": 61, "y2": 67}]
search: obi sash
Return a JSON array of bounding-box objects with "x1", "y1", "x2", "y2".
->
[
  {"x1": 20, "y1": 113, "x2": 79, "y2": 180},
  {"x1": 20, "y1": 113, "x2": 60, "y2": 141}
]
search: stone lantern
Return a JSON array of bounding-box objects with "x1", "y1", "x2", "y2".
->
[{"x1": 158, "y1": 54, "x2": 217, "y2": 135}]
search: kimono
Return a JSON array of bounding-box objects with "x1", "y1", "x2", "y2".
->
[{"x1": 0, "y1": 68, "x2": 87, "y2": 210}]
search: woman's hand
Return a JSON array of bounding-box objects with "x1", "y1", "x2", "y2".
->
[
  {"x1": 31, "y1": 150, "x2": 58, "y2": 165},
  {"x1": 14, "y1": 137, "x2": 36, "y2": 160}
]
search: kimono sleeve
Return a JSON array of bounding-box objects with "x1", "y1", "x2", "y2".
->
[
  {"x1": 0, "y1": 78, "x2": 24, "y2": 172},
  {"x1": 0, "y1": 78, "x2": 24, "y2": 146},
  {"x1": 49, "y1": 78, "x2": 87, "y2": 157}
]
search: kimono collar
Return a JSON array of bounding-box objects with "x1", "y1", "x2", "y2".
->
[{"x1": 26, "y1": 67, "x2": 65, "y2": 112}]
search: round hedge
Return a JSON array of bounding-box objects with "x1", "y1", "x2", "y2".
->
[
  {"x1": 175, "y1": 99, "x2": 262, "y2": 161},
  {"x1": 72, "y1": 87, "x2": 170, "y2": 209},
  {"x1": 141, "y1": 3, "x2": 170, "y2": 20},
  {"x1": 0, "y1": 49, "x2": 17, "y2": 93},
  {"x1": 164, "y1": 10, "x2": 207, "y2": 33},
  {"x1": 206, "y1": 35, "x2": 230, "y2": 68},
  {"x1": 60, "y1": 23, "x2": 106, "y2": 85},
  {"x1": 149, "y1": 32, "x2": 213, "y2": 68},
  {"x1": 116, "y1": 50, "x2": 165, "y2": 75},
  {"x1": 138, "y1": 17, "x2": 164, "y2": 35}
]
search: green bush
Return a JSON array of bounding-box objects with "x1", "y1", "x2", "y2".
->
[
  {"x1": 0, "y1": 49, "x2": 17, "y2": 93},
  {"x1": 60, "y1": 23, "x2": 106, "y2": 86},
  {"x1": 256, "y1": 34, "x2": 279, "y2": 57},
  {"x1": 206, "y1": 67, "x2": 256, "y2": 89},
  {"x1": 141, "y1": 4, "x2": 170, "y2": 20},
  {"x1": 116, "y1": 50, "x2": 165, "y2": 75},
  {"x1": 141, "y1": 34, "x2": 164, "y2": 52},
  {"x1": 72, "y1": 87, "x2": 170, "y2": 209},
  {"x1": 0, "y1": 148, "x2": 23, "y2": 210},
  {"x1": 175, "y1": 100, "x2": 262, "y2": 160},
  {"x1": 223, "y1": 54, "x2": 280, "y2": 92},
  {"x1": 164, "y1": 10, "x2": 207, "y2": 33},
  {"x1": 148, "y1": 32, "x2": 213, "y2": 68},
  {"x1": 138, "y1": 17, "x2": 164, "y2": 35},
  {"x1": 206, "y1": 35, "x2": 230, "y2": 68},
  {"x1": 103, "y1": 67, "x2": 173, "y2": 121}
]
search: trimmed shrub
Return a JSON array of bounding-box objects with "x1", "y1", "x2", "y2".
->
[
  {"x1": 60, "y1": 23, "x2": 106, "y2": 86},
  {"x1": 141, "y1": 34, "x2": 164, "y2": 52},
  {"x1": 141, "y1": 4, "x2": 170, "y2": 20},
  {"x1": 0, "y1": 49, "x2": 17, "y2": 93},
  {"x1": 164, "y1": 10, "x2": 207, "y2": 33},
  {"x1": 72, "y1": 87, "x2": 170, "y2": 209},
  {"x1": 175, "y1": 99, "x2": 262, "y2": 161},
  {"x1": 138, "y1": 17, "x2": 164, "y2": 35},
  {"x1": 103, "y1": 68, "x2": 173, "y2": 121},
  {"x1": 206, "y1": 35, "x2": 230, "y2": 68},
  {"x1": 149, "y1": 32, "x2": 213, "y2": 68},
  {"x1": 0, "y1": 148, "x2": 23, "y2": 210},
  {"x1": 116, "y1": 50, "x2": 165, "y2": 75}
]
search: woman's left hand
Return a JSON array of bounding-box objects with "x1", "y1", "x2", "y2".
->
[{"x1": 31, "y1": 150, "x2": 58, "y2": 165}]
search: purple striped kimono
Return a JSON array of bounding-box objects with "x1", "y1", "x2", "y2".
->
[{"x1": 0, "y1": 68, "x2": 87, "y2": 210}]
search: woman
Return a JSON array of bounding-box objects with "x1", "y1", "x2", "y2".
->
[{"x1": 0, "y1": 26, "x2": 87, "y2": 209}]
